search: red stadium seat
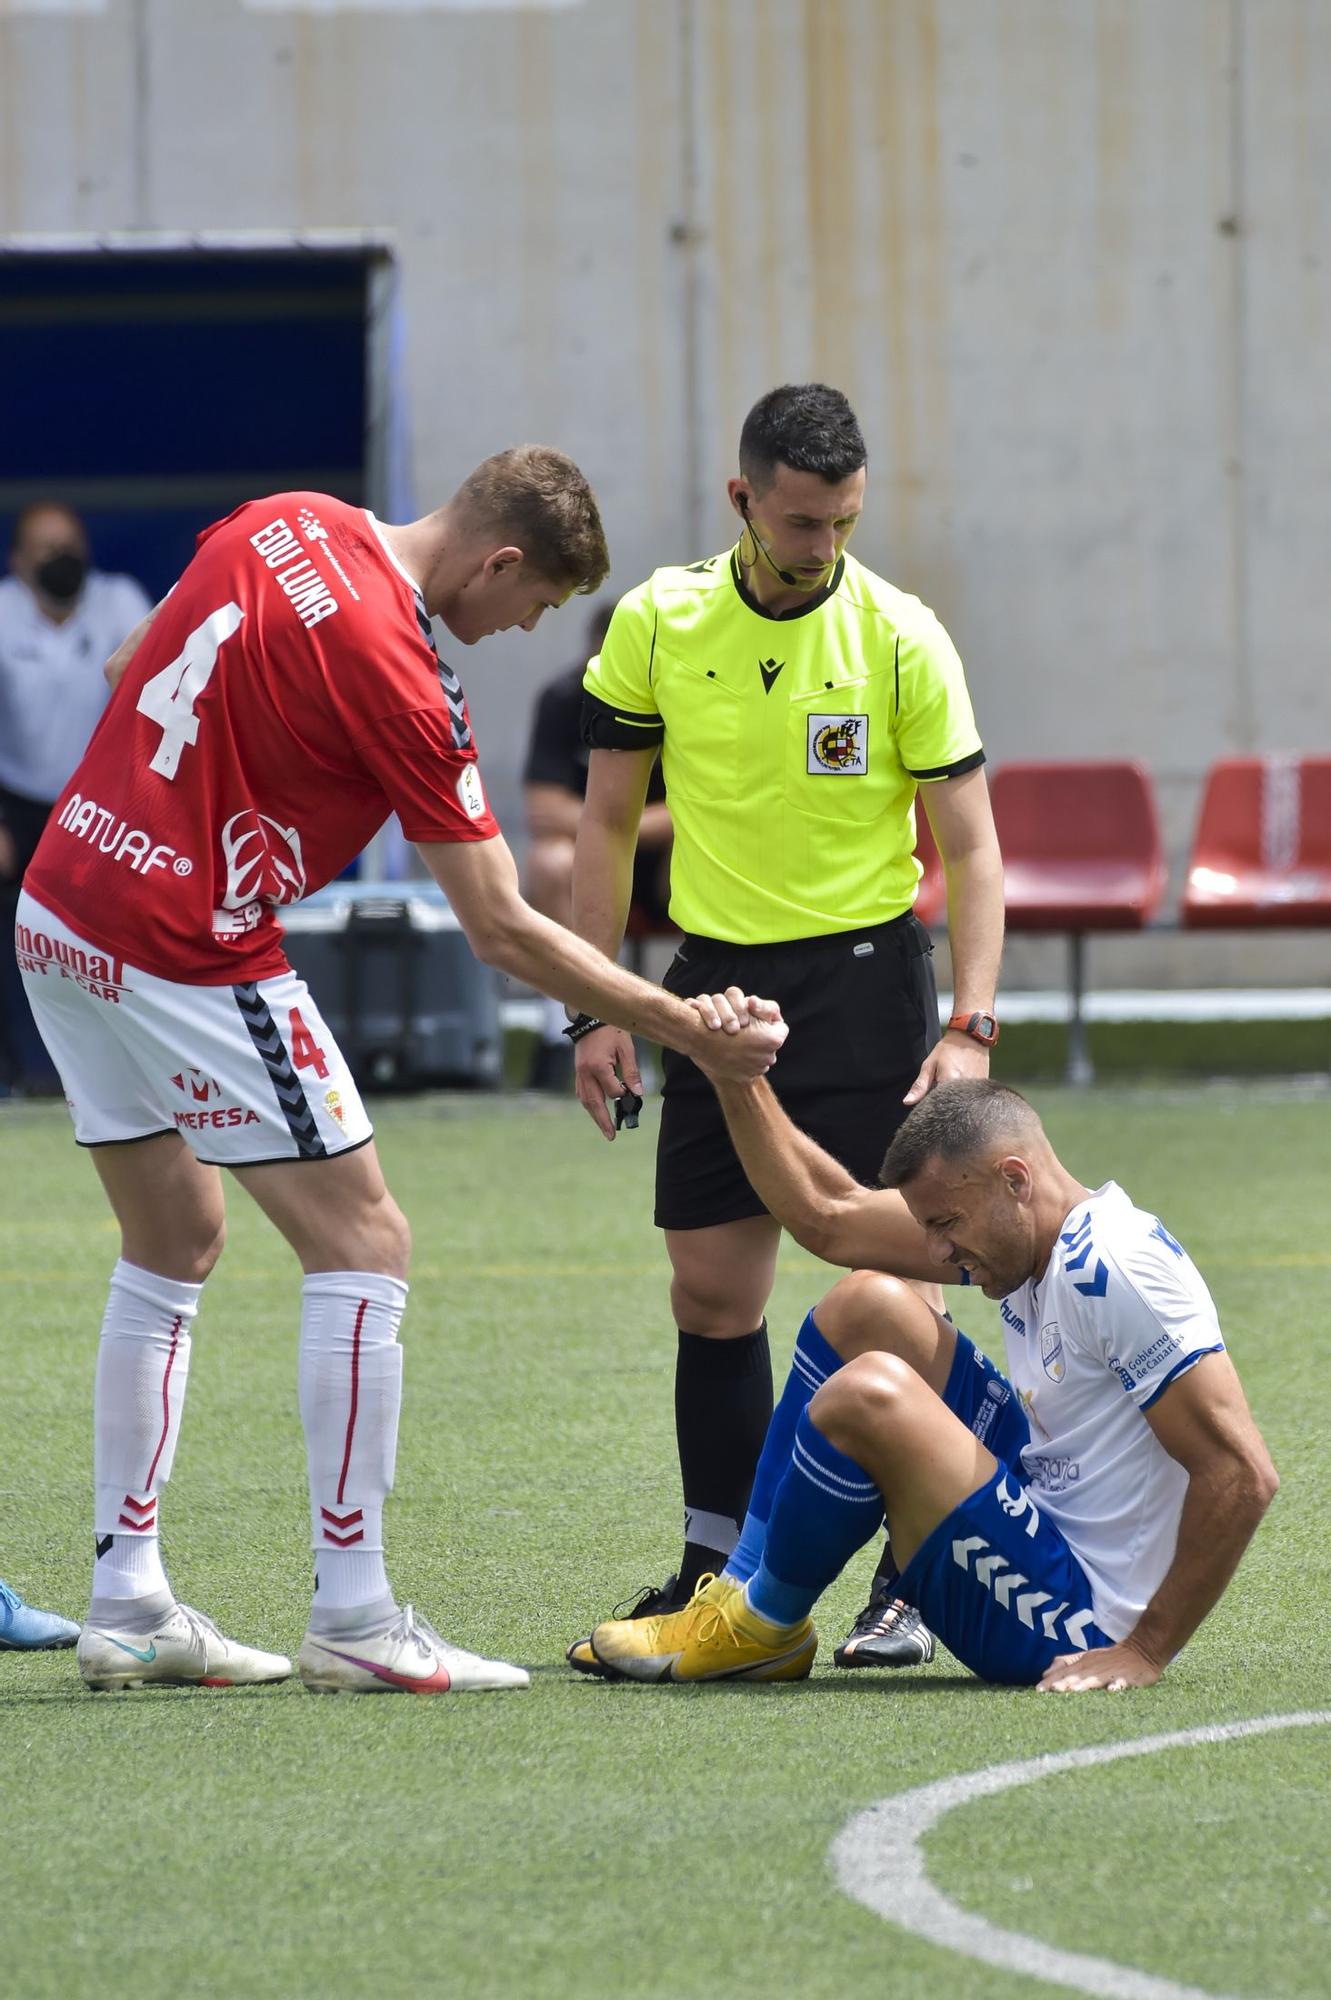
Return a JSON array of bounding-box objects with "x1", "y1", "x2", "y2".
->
[
  {"x1": 1182, "y1": 757, "x2": 1331, "y2": 928},
  {"x1": 990, "y1": 761, "x2": 1166, "y2": 1082},
  {"x1": 991, "y1": 761, "x2": 1166, "y2": 932},
  {"x1": 912, "y1": 800, "x2": 947, "y2": 929}
]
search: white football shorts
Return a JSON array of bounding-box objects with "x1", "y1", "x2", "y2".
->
[{"x1": 16, "y1": 890, "x2": 373, "y2": 1165}]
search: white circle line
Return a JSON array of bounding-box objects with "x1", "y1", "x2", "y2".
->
[{"x1": 831, "y1": 1708, "x2": 1331, "y2": 2000}]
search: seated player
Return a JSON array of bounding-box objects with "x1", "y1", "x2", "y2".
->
[
  {"x1": 521, "y1": 603, "x2": 673, "y2": 1089},
  {"x1": 589, "y1": 1058, "x2": 1277, "y2": 1691},
  {"x1": 0, "y1": 1576, "x2": 80, "y2": 1650}
]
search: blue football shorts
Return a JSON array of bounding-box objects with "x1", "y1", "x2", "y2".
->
[{"x1": 896, "y1": 1330, "x2": 1113, "y2": 1685}]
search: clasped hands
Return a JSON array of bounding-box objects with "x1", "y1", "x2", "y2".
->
[
  {"x1": 685, "y1": 986, "x2": 786, "y2": 1080},
  {"x1": 572, "y1": 986, "x2": 785, "y2": 1141}
]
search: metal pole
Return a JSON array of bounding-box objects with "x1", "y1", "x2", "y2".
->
[
  {"x1": 677, "y1": 0, "x2": 705, "y2": 554},
  {"x1": 131, "y1": 0, "x2": 152, "y2": 230},
  {"x1": 1066, "y1": 932, "x2": 1094, "y2": 1087}
]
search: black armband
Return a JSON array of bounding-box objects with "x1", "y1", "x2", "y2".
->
[
  {"x1": 562, "y1": 1012, "x2": 607, "y2": 1044},
  {"x1": 580, "y1": 688, "x2": 666, "y2": 752}
]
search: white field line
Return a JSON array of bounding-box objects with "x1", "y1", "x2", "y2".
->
[{"x1": 832, "y1": 1709, "x2": 1331, "y2": 2000}]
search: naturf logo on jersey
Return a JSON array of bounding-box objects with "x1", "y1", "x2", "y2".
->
[
  {"x1": 807, "y1": 713, "x2": 867, "y2": 775},
  {"x1": 55, "y1": 792, "x2": 186, "y2": 877}
]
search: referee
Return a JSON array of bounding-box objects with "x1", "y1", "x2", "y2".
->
[{"x1": 565, "y1": 384, "x2": 1004, "y2": 1670}]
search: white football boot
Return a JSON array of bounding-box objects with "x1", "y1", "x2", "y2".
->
[
  {"x1": 78, "y1": 1602, "x2": 292, "y2": 1691},
  {"x1": 298, "y1": 1603, "x2": 529, "y2": 1694}
]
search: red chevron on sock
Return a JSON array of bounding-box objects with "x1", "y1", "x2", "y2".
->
[
  {"x1": 120, "y1": 1494, "x2": 156, "y2": 1518},
  {"x1": 320, "y1": 1505, "x2": 365, "y2": 1545},
  {"x1": 118, "y1": 1506, "x2": 158, "y2": 1532}
]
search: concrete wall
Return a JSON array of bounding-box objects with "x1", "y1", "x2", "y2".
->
[{"x1": 3, "y1": 0, "x2": 1328, "y2": 986}]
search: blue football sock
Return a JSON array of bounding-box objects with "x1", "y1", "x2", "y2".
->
[
  {"x1": 726, "y1": 1312, "x2": 844, "y2": 1584},
  {"x1": 746, "y1": 1405, "x2": 885, "y2": 1627}
]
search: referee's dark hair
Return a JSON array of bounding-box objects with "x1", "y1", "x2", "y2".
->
[
  {"x1": 878, "y1": 1079, "x2": 1045, "y2": 1189},
  {"x1": 739, "y1": 383, "x2": 868, "y2": 495}
]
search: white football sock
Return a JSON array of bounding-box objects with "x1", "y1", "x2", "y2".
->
[
  {"x1": 91, "y1": 1259, "x2": 201, "y2": 1607},
  {"x1": 300, "y1": 1270, "x2": 407, "y2": 1615}
]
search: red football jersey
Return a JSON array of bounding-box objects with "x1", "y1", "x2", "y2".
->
[{"x1": 26, "y1": 494, "x2": 500, "y2": 983}]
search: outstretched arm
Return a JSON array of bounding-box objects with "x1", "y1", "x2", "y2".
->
[
  {"x1": 417, "y1": 832, "x2": 786, "y2": 1095},
  {"x1": 709, "y1": 1071, "x2": 957, "y2": 1281},
  {"x1": 1039, "y1": 1350, "x2": 1278, "y2": 1691}
]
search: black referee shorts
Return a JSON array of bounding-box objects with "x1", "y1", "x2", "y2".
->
[{"x1": 654, "y1": 914, "x2": 939, "y2": 1232}]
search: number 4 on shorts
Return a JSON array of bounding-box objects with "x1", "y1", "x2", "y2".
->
[{"x1": 288, "y1": 1008, "x2": 329, "y2": 1079}]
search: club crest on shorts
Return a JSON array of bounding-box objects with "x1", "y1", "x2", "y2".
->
[
  {"x1": 1040, "y1": 1322, "x2": 1066, "y2": 1382},
  {"x1": 170, "y1": 1067, "x2": 221, "y2": 1103},
  {"x1": 807, "y1": 713, "x2": 867, "y2": 775}
]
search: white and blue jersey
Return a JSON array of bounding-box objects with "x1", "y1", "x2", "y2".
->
[
  {"x1": 896, "y1": 1181, "x2": 1224, "y2": 1683},
  {"x1": 998, "y1": 1181, "x2": 1225, "y2": 1640}
]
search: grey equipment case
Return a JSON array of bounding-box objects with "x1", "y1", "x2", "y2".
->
[{"x1": 280, "y1": 882, "x2": 501, "y2": 1089}]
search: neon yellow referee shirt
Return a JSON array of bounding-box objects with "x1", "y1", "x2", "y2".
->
[{"x1": 582, "y1": 548, "x2": 983, "y2": 944}]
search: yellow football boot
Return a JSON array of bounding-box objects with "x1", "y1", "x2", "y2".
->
[
  {"x1": 565, "y1": 1573, "x2": 689, "y2": 1678},
  {"x1": 589, "y1": 1573, "x2": 816, "y2": 1683}
]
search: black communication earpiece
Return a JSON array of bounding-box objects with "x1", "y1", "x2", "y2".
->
[{"x1": 735, "y1": 490, "x2": 798, "y2": 587}]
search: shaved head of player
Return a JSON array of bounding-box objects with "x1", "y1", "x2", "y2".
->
[{"x1": 884, "y1": 1084, "x2": 1080, "y2": 1300}]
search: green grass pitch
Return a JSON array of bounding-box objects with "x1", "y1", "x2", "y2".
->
[{"x1": 2, "y1": 1083, "x2": 1328, "y2": 1999}]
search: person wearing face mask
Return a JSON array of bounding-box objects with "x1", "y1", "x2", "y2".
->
[{"x1": 0, "y1": 503, "x2": 153, "y2": 1093}]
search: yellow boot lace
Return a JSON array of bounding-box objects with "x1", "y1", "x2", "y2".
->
[{"x1": 666, "y1": 1574, "x2": 745, "y2": 1656}]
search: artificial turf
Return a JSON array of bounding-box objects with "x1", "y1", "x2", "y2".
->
[{"x1": 2, "y1": 1083, "x2": 1327, "y2": 1999}]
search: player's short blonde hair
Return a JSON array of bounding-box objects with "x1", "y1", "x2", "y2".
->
[{"x1": 458, "y1": 446, "x2": 609, "y2": 594}]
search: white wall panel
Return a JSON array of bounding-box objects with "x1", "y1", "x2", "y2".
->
[{"x1": 1, "y1": 0, "x2": 1327, "y2": 984}]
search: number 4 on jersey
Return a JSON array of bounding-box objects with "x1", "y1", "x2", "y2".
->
[{"x1": 136, "y1": 602, "x2": 245, "y2": 779}]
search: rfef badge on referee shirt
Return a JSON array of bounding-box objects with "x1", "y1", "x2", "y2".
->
[{"x1": 807, "y1": 713, "x2": 868, "y2": 775}]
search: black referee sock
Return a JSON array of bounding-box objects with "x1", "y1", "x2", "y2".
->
[
  {"x1": 869, "y1": 1535, "x2": 902, "y2": 1600},
  {"x1": 674, "y1": 1324, "x2": 773, "y2": 1596}
]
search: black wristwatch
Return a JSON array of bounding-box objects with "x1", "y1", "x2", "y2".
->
[{"x1": 947, "y1": 1010, "x2": 1000, "y2": 1048}]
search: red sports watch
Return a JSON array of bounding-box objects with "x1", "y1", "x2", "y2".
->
[{"x1": 947, "y1": 1010, "x2": 1000, "y2": 1048}]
